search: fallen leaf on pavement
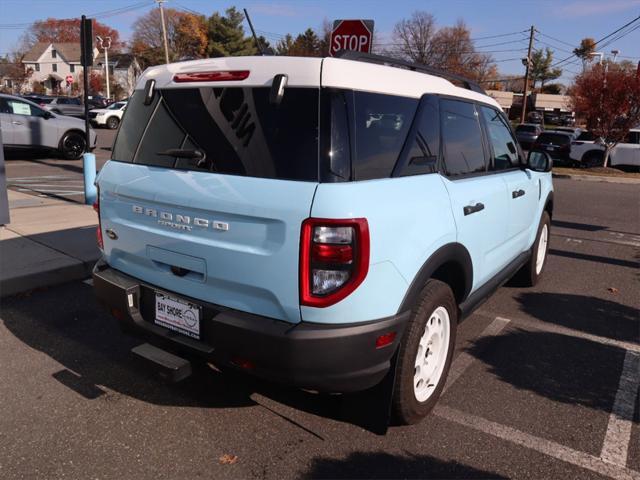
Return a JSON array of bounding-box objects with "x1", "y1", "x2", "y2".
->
[
  {"x1": 607, "y1": 287, "x2": 619, "y2": 294},
  {"x1": 219, "y1": 454, "x2": 238, "y2": 465}
]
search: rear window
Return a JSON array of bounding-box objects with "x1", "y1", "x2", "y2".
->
[
  {"x1": 576, "y1": 131, "x2": 597, "y2": 141},
  {"x1": 112, "y1": 87, "x2": 319, "y2": 181},
  {"x1": 537, "y1": 133, "x2": 570, "y2": 145},
  {"x1": 516, "y1": 125, "x2": 537, "y2": 133}
]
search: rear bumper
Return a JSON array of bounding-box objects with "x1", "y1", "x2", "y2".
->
[{"x1": 92, "y1": 260, "x2": 408, "y2": 393}]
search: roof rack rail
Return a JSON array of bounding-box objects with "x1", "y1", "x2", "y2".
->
[{"x1": 334, "y1": 50, "x2": 486, "y2": 95}]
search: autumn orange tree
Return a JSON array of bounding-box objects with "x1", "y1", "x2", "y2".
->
[
  {"x1": 26, "y1": 18, "x2": 122, "y2": 51},
  {"x1": 569, "y1": 61, "x2": 640, "y2": 167}
]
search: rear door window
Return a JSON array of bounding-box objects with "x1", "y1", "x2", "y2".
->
[
  {"x1": 112, "y1": 87, "x2": 319, "y2": 181},
  {"x1": 352, "y1": 92, "x2": 418, "y2": 180},
  {"x1": 480, "y1": 106, "x2": 520, "y2": 170},
  {"x1": 440, "y1": 99, "x2": 487, "y2": 176}
]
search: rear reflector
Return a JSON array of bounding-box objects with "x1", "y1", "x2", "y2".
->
[
  {"x1": 375, "y1": 332, "x2": 397, "y2": 349},
  {"x1": 173, "y1": 70, "x2": 250, "y2": 83}
]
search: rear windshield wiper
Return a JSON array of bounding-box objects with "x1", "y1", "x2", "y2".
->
[{"x1": 157, "y1": 149, "x2": 210, "y2": 168}]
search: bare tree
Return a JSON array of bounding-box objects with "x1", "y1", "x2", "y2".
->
[
  {"x1": 391, "y1": 11, "x2": 437, "y2": 64},
  {"x1": 390, "y1": 14, "x2": 495, "y2": 82}
]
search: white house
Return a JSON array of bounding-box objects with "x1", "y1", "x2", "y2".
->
[{"x1": 22, "y1": 42, "x2": 98, "y2": 94}]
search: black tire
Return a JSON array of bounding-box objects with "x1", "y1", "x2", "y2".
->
[
  {"x1": 391, "y1": 279, "x2": 457, "y2": 425},
  {"x1": 106, "y1": 116, "x2": 120, "y2": 130},
  {"x1": 59, "y1": 131, "x2": 86, "y2": 160},
  {"x1": 582, "y1": 150, "x2": 603, "y2": 168},
  {"x1": 517, "y1": 211, "x2": 551, "y2": 287}
]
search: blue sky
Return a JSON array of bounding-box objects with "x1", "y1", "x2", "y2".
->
[{"x1": 1, "y1": 0, "x2": 638, "y2": 84}]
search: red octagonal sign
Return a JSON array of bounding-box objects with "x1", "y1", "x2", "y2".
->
[{"x1": 330, "y1": 19, "x2": 374, "y2": 57}]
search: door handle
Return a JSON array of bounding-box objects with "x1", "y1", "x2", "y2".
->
[
  {"x1": 512, "y1": 189, "x2": 525, "y2": 199},
  {"x1": 463, "y1": 202, "x2": 485, "y2": 216},
  {"x1": 11, "y1": 121, "x2": 22, "y2": 125}
]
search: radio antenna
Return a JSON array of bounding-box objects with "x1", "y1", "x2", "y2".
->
[{"x1": 243, "y1": 8, "x2": 266, "y2": 56}]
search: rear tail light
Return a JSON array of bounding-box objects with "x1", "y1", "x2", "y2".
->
[
  {"x1": 300, "y1": 218, "x2": 369, "y2": 307},
  {"x1": 173, "y1": 70, "x2": 250, "y2": 83},
  {"x1": 93, "y1": 188, "x2": 103, "y2": 250}
]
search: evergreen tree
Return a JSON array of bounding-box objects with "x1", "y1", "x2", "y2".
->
[{"x1": 207, "y1": 7, "x2": 256, "y2": 57}]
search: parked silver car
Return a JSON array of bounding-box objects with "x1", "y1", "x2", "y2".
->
[
  {"x1": 0, "y1": 93, "x2": 96, "y2": 159},
  {"x1": 42, "y1": 96, "x2": 85, "y2": 118}
]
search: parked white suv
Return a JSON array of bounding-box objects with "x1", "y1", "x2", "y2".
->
[
  {"x1": 89, "y1": 101, "x2": 127, "y2": 129},
  {"x1": 570, "y1": 128, "x2": 640, "y2": 168}
]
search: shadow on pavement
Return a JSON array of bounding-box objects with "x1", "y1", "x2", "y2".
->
[
  {"x1": 549, "y1": 248, "x2": 639, "y2": 269},
  {"x1": 0, "y1": 282, "x2": 392, "y2": 434},
  {"x1": 515, "y1": 292, "x2": 639, "y2": 343},
  {"x1": 303, "y1": 451, "x2": 506, "y2": 479},
  {"x1": 551, "y1": 219, "x2": 607, "y2": 232},
  {"x1": 466, "y1": 328, "x2": 624, "y2": 413}
]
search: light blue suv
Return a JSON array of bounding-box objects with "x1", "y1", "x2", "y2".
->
[{"x1": 92, "y1": 53, "x2": 553, "y2": 425}]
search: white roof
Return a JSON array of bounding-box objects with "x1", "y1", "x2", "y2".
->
[{"x1": 135, "y1": 56, "x2": 500, "y2": 109}]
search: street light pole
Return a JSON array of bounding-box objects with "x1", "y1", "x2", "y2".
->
[
  {"x1": 157, "y1": 0, "x2": 170, "y2": 64},
  {"x1": 96, "y1": 36, "x2": 111, "y2": 100}
]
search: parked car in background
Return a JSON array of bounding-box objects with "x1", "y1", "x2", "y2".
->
[
  {"x1": 515, "y1": 123, "x2": 543, "y2": 149},
  {"x1": 559, "y1": 114, "x2": 576, "y2": 126},
  {"x1": 527, "y1": 111, "x2": 543, "y2": 124},
  {"x1": 0, "y1": 93, "x2": 96, "y2": 159},
  {"x1": 551, "y1": 126, "x2": 582, "y2": 138},
  {"x1": 543, "y1": 112, "x2": 560, "y2": 125},
  {"x1": 569, "y1": 128, "x2": 640, "y2": 168},
  {"x1": 42, "y1": 96, "x2": 85, "y2": 118},
  {"x1": 20, "y1": 94, "x2": 53, "y2": 107},
  {"x1": 532, "y1": 131, "x2": 573, "y2": 164},
  {"x1": 89, "y1": 101, "x2": 127, "y2": 129},
  {"x1": 87, "y1": 95, "x2": 110, "y2": 109}
]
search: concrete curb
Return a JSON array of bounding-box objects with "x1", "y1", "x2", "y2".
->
[
  {"x1": 552, "y1": 173, "x2": 640, "y2": 184},
  {"x1": 0, "y1": 258, "x2": 96, "y2": 298}
]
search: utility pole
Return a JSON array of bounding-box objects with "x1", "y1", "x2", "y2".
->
[
  {"x1": 96, "y1": 36, "x2": 111, "y2": 99},
  {"x1": 520, "y1": 25, "x2": 535, "y2": 124},
  {"x1": 156, "y1": 0, "x2": 170, "y2": 64}
]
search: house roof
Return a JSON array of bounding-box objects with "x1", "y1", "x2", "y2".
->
[{"x1": 22, "y1": 42, "x2": 83, "y2": 63}]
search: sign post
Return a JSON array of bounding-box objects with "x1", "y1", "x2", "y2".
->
[
  {"x1": 329, "y1": 19, "x2": 374, "y2": 57},
  {"x1": 80, "y1": 16, "x2": 97, "y2": 205}
]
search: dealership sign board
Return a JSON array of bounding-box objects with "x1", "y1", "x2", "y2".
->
[{"x1": 329, "y1": 19, "x2": 374, "y2": 56}]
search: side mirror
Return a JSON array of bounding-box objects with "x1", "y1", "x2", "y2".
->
[
  {"x1": 43, "y1": 111, "x2": 53, "y2": 119},
  {"x1": 527, "y1": 150, "x2": 553, "y2": 172},
  {"x1": 143, "y1": 79, "x2": 156, "y2": 106}
]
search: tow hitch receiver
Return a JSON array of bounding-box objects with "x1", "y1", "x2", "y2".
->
[{"x1": 131, "y1": 343, "x2": 192, "y2": 382}]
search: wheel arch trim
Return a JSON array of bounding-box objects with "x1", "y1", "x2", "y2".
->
[{"x1": 397, "y1": 242, "x2": 473, "y2": 314}]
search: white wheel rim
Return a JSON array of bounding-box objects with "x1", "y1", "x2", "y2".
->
[
  {"x1": 413, "y1": 306, "x2": 450, "y2": 403},
  {"x1": 535, "y1": 224, "x2": 548, "y2": 275}
]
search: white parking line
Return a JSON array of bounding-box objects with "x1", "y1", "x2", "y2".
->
[
  {"x1": 435, "y1": 405, "x2": 640, "y2": 480},
  {"x1": 600, "y1": 351, "x2": 640, "y2": 467},
  {"x1": 18, "y1": 189, "x2": 84, "y2": 195},
  {"x1": 443, "y1": 316, "x2": 510, "y2": 394},
  {"x1": 11, "y1": 184, "x2": 84, "y2": 188},
  {"x1": 8, "y1": 175, "x2": 74, "y2": 180},
  {"x1": 481, "y1": 314, "x2": 640, "y2": 354}
]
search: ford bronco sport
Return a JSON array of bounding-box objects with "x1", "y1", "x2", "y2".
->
[{"x1": 92, "y1": 52, "x2": 553, "y2": 425}]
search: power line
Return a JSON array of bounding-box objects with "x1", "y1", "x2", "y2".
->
[{"x1": 550, "y1": 14, "x2": 640, "y2": 68}]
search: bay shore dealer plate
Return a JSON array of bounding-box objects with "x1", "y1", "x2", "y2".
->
[{"x1": 154, "y1": 291, "x2": 201, "y2": 339}]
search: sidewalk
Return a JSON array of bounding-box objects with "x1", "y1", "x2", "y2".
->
[{"x1": 0, "y1": 190, "x2": 99, "y2": 297}]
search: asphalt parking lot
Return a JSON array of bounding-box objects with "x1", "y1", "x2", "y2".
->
[
  {"x1": 4, "y1": 128, "x2": 116, "y2": 203},
  {"x1": 0, "y1": 174, "x2": 638, "y2": 478}
]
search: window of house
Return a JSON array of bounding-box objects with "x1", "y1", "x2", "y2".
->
[
  {"x1": 440, "y1": 99, "x2": 487, "y2": 176},
  {"x1": 70, "y1": 65, "x2": 75, "y2": 73},
  {"x1": 52, "y1": 49, "x2": 57, "y2": 58},
  {"x1": 52, "y1": 64, "x2": 57, "y2": 72},
  {"x1": 34, "y1": 63, "x2": 40, "y2": 72}
]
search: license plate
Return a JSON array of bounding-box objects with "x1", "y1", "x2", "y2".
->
[{"x1": 154, "y1": 292, "x2": 201, "y2": 339}]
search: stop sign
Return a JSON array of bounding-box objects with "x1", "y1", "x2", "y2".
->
[{"x1": 330, "y1": 19, "x2": 374, "y2": 57}]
